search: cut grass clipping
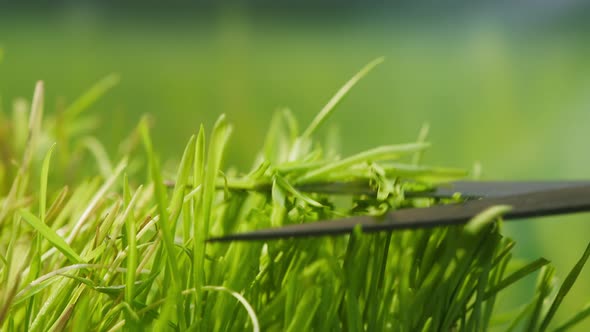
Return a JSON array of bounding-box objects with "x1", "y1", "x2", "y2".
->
[{"x1": 0, "y1": 60, "x2": 589, "y2": 331}]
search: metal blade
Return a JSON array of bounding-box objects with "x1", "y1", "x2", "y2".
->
[
  {"x1": 295, "y1": 180, "x2": 590, "y2": 198},
  {"x1": 208, "y1": 184, "x2": 590, "y2": 242},
  {"x1": 429, "y1": 180, "x2": 590, "y2": 198}
]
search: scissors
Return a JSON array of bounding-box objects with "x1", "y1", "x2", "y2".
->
[{"x1": 208, "y1": 181, "x2": 590, "y2": 242}]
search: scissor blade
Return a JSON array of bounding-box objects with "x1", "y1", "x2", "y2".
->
[
  {"x1": 208, "y1": 184, "x2": 590, "y2": 242},
  {"x1": 429, "y1": 180, "x2": 590, "y2": 198},
  {"x1": 297, "y1": 180, "x2": 590, "y2": 198}
]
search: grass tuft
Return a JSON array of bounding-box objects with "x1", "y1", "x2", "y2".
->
[{"x1": 0, "y1": 61, "x2": 588, "y2": 331}]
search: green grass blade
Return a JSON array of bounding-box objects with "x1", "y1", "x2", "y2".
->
[
  {"x1": 194, "y1": 124, "x2": 206, "y2": 189},
  {"x1": 420, "y1": 317, "x2": 433, "y2": 332},
  {"x1": 483, "y1": 258, "x2": 550, "y2": 301},
  {"x1": 412, "y1": 123, "x2": 430, "y2": 165},
  {"x1": 150, "y1": 153, "x2": 180, "y2": 284},
  {"x1": 23, "y1": 234, "x2": 42, "y2": 326},
  {"x1": 19, "y1": 209, "x2": 84, "y2": 264},
  {"x1": 40, "y1": 143, "x2": 56, "y2": 223},
  {"x1": 296, "y1": 143, "x2": 430, "y2": 183},
  {"x1": 203, "y1": 286, "x2": 260, "y2": 332},
  {"x1": 64, "y1": 158, "x2": 127, "y2": 245},
  {"x1": 285, "y1": 289, "x2": 321, "y2": 332},
  {"x1": 152, "y1": 297, "x2": 175, "y2": 331},
  {"x1": 138, "y1": 115, "x2": 154, "y2": 162},
  {"x1": 0, "y1": 81, "x2": 44, "y2": 224},
  {"x1": 169, "y1": 135, "x2": 196, "y2": 223},
  {"x1": 506, "y1": 302, "x2": 535, "y2": 332},
  {"x1": 22, "y1": 80, "x2": 45, "y2": 171},
  {"x1": 202, "y1": 115, "x2": 232, "y2": 234},
  {"x1": 123, "y1": 176, "x2": 139, "y2": 303},
  {"x1": 463, "y1": 205, "x2": 511, "y2": 235},
  {"x1": 63, "y1": 73, "x2": 120, "y2": 119},
  {"x1": 274, "y1": 174, "x2": 323, "y2": 208},
  {"x1": 145, "y1": 126, "x2": 187, "y2": 329},
  {"x1": 526, "y1": 266, "x2": 556, "y2": 331},
  {"x1": 81, "y1": 137, "x2": 114, "y2": 178},
  {"x1": 553, "y1": 301, "x2": 590, "y2": 332},
  {"x1": 191, "y1": 125, "x2": 207, "y2": 326},
  {"x1": 12, "y1": 98, "x2": 29, "y2": 155},
  {"x1": 263, "y1": 111, "x2": 290, "y2": 163},
  {"x1": 14, "y1": 268, "x2": 98, "y2": 307},
  {"x1": 44, "y1": 186, "x2": 69, "y2": 224},
  {"x1": 301, "y1": 57, "x2": 384, "y2": 139},
  {"x1": 539, "y1": 240, "x2": 590, "y2": 332},
  {"x1": 281, "y1": 108, "x2": 299, "y2": 144}
]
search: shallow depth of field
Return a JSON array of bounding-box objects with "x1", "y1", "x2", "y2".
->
[{"x1": 1, "y1": 2, "x2": 590, "y2": 329}]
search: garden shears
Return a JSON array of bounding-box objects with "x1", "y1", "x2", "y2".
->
[{"x1": 208, "y1": 180, "x2": 590, "y2": 242}]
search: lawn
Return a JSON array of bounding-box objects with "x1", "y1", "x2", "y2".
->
[{"x1": 1, "y1": 11, "x2": 590, "y2": 330}]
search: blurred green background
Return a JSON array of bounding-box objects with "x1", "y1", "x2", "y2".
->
[{"x1": 1, "y1": 2, "x2": 589, "y2": 328}]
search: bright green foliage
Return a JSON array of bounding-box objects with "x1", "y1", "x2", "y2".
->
[{"x1": 0, "y1": 63, "x2": 589, "y2": 331}]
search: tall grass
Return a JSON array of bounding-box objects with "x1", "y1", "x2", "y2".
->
[{"x1": 0, "y1": 62, "x2": 589, "y2": 331}]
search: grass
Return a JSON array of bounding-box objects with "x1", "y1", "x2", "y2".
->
[{"x1": 0, "y1": 60, "x2": 590, "y2": 331}]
